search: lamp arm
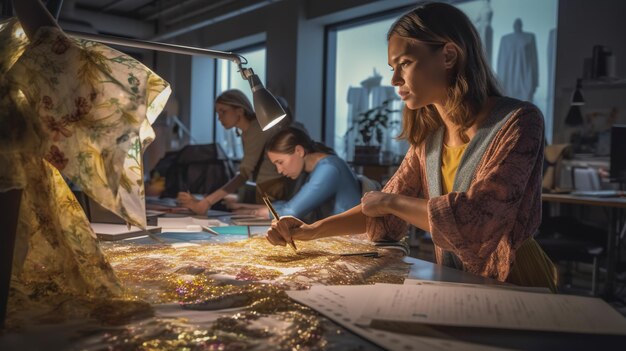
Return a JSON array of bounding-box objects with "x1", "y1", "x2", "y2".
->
[
  {"x1": 66, "y1": 30, "x2": 244, "y2": 64},
  {"x1": 46, "y1": 0, "x2": 64, "y2": 19},
  {"x1": 63, "y1": 30, "x2": 284, "y2": 130},
  {"x1": 67, "y1": 31, "x2": 259, "y2": 95},
  {"x1": 237, "y1": 62, "x2": 255, "y2": 81}
]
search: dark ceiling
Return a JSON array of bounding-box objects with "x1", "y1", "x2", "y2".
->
[
  {"x1": 57, "y1": 0, "x2": 276, "y2": 40},
  {"x1": 73, "y1": 0, "x2": 237, "y2": 23},
  {"x1": 1, "y1": 0, "x2": 281, "y2": 40}
]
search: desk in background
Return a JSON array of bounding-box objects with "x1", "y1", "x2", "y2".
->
[{"x1": 542, "y1": 193, "x2": 626, "y2": 298}]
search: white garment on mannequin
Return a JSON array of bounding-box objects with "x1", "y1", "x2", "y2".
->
[{"x1": 497, "y1": 19, "x2": 539, "y2": 102}]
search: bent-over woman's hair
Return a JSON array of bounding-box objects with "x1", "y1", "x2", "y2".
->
[
  {"x1": 267, "y1": 127, "x2": 335, "y2": 156},
  {"x1": 215, "y1": 89, "x2": 256, "y2": 121},
  {"x1": 388, "y1": 2, "x2": 501, "y2": 146}
]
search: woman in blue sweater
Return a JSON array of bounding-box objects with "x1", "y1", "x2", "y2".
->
[{"x1": 229, "y1": 127, "x2": 361, "y2": 222}]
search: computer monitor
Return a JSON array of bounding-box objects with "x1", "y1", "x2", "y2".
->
[{"x1": 609, "y1": 124, "x2": 626, "y2": 183}]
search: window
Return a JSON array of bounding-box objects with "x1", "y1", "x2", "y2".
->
[
  {"x1": 326, "y1": 14, "x2": 403, "y2": 163},
  {"x1": 325, "y1": 0, "x2": 559, "y2": 161},
  {"x1": 215, "y1": 45, "x2": 266, "y2": 159}
]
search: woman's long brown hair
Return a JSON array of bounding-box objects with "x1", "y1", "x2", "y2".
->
[{"x1": 388, "y1": 2, "x2": 501, "y2": 146}]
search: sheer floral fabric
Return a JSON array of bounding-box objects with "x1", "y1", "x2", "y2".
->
[{"x1": 0, "y1": 19, "x2": 170, "y2": 310}]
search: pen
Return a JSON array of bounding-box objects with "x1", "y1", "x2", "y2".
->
[{"x1": 262, "y1": 192, "x2": 297, "y2": 251}]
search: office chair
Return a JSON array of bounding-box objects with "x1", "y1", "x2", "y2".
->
[
  {"x1": 536, "y1": 219, "x2": 604, "y2": 295},
  {"x1": 538, "y1": 151, "x2": 606, "y2": 295}
]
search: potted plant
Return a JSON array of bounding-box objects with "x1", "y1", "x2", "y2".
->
[{"x1": 348, "y1": 98, "x2": 400, "y2": 164}]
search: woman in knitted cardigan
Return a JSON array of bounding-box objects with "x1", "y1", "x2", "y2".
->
[{"x1": 266, "y1": 2, "x2": 555, "y2": 290}]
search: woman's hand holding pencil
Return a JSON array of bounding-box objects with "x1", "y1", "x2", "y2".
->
[
  {"x1": 261, "y1": 192, "x2": 297, "y2": 251},
  {"x1": 265, "y1": 216, "x2": 308, "y2": 249}
]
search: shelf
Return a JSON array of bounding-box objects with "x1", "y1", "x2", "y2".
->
[{"x1": 581, "y1": 78, "x2": 626, "y2": 89}]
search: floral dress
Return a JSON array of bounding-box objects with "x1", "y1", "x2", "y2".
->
[{"x1": 0, "y1": 19, "x2": 170, "y2": 314}]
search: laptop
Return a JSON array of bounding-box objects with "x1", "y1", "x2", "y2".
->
[{"x1": 76, "y1": 191, "x2": 161, "y2": 226}]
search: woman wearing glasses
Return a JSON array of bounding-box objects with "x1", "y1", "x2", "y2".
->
[{"x1": 267, "y1": 2, "x2": 556, "y2": 291}]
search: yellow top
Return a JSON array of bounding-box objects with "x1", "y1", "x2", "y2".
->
[{"x1": 441, "y1": 143, "x2": 468, "y2": 194}]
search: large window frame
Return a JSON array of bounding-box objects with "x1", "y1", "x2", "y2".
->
[
  {"x1": 324, "y1": 0, "x2": 559, "y2": 157},
  {"x1": 323, "y1": 6, "x2": 410, "y2": 152}
]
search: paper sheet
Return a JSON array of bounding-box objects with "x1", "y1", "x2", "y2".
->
[
  {"x1": 157, "y1": 217, "x2": 226, "y2": 232},
  {"x1": 288, "y1": 286, "x2": 506, "y2": 351},
  {"x1": 403, "y1": 278, "x2": 552, "y2": 294},
  {"x1": 357, "y1": 284, "x2": 626, "y2": 335}
]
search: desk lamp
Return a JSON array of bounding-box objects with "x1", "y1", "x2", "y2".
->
[{"x1": 565, "y1": 79, "x2": 585, "y2": 126}]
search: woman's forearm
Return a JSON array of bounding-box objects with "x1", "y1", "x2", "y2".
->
[
  {"x1": 220, "y1": 173, "x2": 247, "y2": 194},
  {"x1": 204, "y1": 189, "x2": 229, "y2": 205},
  {"x1": 387, "y1": 195, "x2": 430, "y2": 232},
  {"x1": 308, "y1": 205, "x2": 366, "y2": 239},
  {"x1": 235, "y1": 203, "x2": 264, "y2": 209}
]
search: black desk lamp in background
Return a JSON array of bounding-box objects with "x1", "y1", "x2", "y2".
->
[
  {"x1": 609, "y1": 125, "x2": 626, "y2": 190},
  {"x1": 565, "y1": 78, "x2": 585, "y2": 126}
]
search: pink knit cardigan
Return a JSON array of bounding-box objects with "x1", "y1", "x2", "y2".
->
[{"x1": 366, "y1": 101, "x2": 545, "y2": 282}]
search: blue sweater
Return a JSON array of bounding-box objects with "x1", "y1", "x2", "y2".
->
[{"x1": 272, "y1": 155, "x2": 361, "y2": 220}]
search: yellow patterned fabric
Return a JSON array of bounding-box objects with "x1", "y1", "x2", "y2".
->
[
  {"x1": 7, "y1": 235, "x2": 410, "y2": 347},
  {"x1": 0, "y1": 19, "x2": 170, "y2": 304},
  {"x1": 507, "y1": 238, "x2": 558, "y2": 293}
]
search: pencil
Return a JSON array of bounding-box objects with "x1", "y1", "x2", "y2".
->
[
  {"x1": 262, "y1": 192, "x2": 297, "y2": 251},
  {"x1": 200, "y1": 225, "x2": 220, "y2": 235}
]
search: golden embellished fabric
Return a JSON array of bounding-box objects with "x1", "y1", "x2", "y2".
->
[
  {"x1": 103, "y1": 237, "x2": 408, "y2": 303},
  {"x1": 100, "y1": 236, "x2": 408, "y2": 349},
  {"x1": 0, "y1": 19, "x2": 170, "y2": 312},
  {"x1": 6, "y1": 236, "x2": 409, "y2": 349}
]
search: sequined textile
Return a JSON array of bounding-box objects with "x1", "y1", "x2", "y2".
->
[
  {"x1": 99, "y1": 236, "x2": 408, "y2": 350},
  {"x1": 7, "y1": 236, "x2": 409, "y2": 350}
]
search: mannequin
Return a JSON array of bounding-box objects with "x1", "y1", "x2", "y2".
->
[{"x1": 497, "y1": 18, "x2": 539, "y2": 102}]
